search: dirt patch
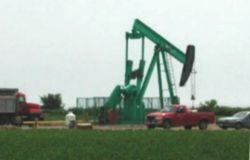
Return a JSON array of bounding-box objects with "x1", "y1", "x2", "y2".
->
[
  {"x1": 93, "y1": 124, "x2": 147, "y2": 130},
  {"x1": 93, "y1": 124, "x2": 223, "y2": 131}
]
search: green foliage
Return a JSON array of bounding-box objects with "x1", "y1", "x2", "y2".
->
[
  {"x1": 68, "y1": 107, "x2": 100, "y2": 122},
  {"x1": 198, "y1": 99, "x2": 250, "y2": 116},
  {"x1": 40, "y1": 93, "x2": 63, "y2": 109},
  {"x1": 42, "y1": 107, "x2": 99, "y2": 121},
  {"x1": 42, "y1": 108, "x2": 67, "y2": 120},
  {"x1": 68, "y1": 107, "x2": 85, "y2": 115},
  {"x1": 0, "y1": 130, "x2": 248, "y2": 160},
  {"x1": 214, "y1": 106, "x2": 250, "y2": 116},
  {"x1": 198, "y1": 99, "x2": 218, "y2": 112}
]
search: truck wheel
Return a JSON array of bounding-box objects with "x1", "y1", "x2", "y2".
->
[
  {"x1": 235, "y1": 123, "x2": 242, "y2": 130},
  {"x1": 163, "y1": 120, "x2": 171, "y2": 129},
  {"x1": 11, "y1": 116, "x2": 23, "y2": 126},
  {"x1": 147, "y1": 125, "x2": 155, "y2": 129},
  {"x1": 220, "y1": 126, "x2": 228, "y2": 130},
  {"x1": 184, "y1": 126, "x2": 192, "y2": 130},
  {"x1": 198, "y1": 120, "x2": 208, "y2": 130}
]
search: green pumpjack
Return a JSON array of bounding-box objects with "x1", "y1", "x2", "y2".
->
[{"x1": 99, "y1": 19, "x2": 195, "y2": 124}]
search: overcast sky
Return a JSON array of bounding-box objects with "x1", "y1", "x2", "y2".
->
[{"x1": 0, "y1": 0, "x2": 249, "y2": 107}]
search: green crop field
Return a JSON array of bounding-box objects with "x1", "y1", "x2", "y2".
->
[{"x1": 0, "y1": 130, "x2": 248, "y2": 160}]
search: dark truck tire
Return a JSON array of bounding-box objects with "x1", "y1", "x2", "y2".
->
[
  {"x1": 163, "y1": 120, "x2": 171, "y2": 129},
  {"x1": 147, "y1": 125, "x2": 155, "y2": 129},
  {"x1": 235, "y1": 122, "x2": 242, "y2": 130},
  {"x1": 220, "y1": 126, "x2": 228, "y2": 130},
  {"x1": 11, "y1": 116, "x2": 23, "y2": 126},
  {"x1": 184, "y1": 126, "x2": 192, "y2": 130},
  {"x1": 198, "y1": 120, "x2": 208, "y2": 130}
]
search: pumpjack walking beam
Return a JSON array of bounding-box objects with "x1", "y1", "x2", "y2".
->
[{"x1": 132, "y1": 19, "x2": 195, "y2": 87}]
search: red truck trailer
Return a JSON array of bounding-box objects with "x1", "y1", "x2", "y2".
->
[
  {"x1": 0, "y1": 88, "x2": 43, "y2": 125},
  {"x1": 145, "y1": 105, "x2": 215, "y2": 130}
]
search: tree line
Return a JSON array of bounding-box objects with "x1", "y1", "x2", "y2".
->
[{"x1": 198, "y1": 99, "x2": 250, "y2": 116}]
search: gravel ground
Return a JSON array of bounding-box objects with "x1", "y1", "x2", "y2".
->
[
  {"x1": 93, "y1": 124, "x2": 250, "y2": 131},
  {"x1": 93, "y1": 124, "x2": 220, "y2": 131},
  {"x1": 1, "y1": 123, "x2": 249, "y2": 131}
]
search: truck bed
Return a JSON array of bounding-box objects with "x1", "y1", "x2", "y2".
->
[
  {"x1": 0, "y1": 96, "x2": 16, "y2": 113},
  {"x1": 181, "y1": 112, "x2": 215, "y2": 126}
]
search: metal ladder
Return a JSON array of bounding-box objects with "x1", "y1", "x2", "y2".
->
[
  {"x1": 165, "y1": 53, "x2": 178, "y2": 97},
  {"x1": 159, "y1": 53, "x2": 178, "y2": 107}
]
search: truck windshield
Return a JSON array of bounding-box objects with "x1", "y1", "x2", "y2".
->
[
  {"x1": 18, "y1": 96, "x2": 26, "y2": 103},
  {"x1": 160, "y1": 107, "x2": 175, "y2": 112},
  {"x1": 233, "y1": 112, "x2": 248, "y2": 118}
]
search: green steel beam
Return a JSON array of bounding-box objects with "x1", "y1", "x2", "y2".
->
[
  {"x1": 104, "y1": 85, "x2": 122, "y2": 108},
  {"x1": 125, "y1": 60, "x2": 133, "y2": 85},
  {"x1": 141, "y1": 36, "x2": 145, "y2": 60},
  {"x1": 133, "y1": 19, "x2": 186, "y2": 64},
  {"x1": 125, "y1": 34, "x2": 129, "y2": 85},
  {"x1": 156, "y1": 57, "x2": 164, "y2": 109},
  {"x1": 137, "y1": 47, "x2": 160, "y2": 101},
  {"x1": 125, "y1": 33, "x2": 129, "y2": 61},
  {"x1": 136, "y1": 60, "x2": 145, "y2": 89}
]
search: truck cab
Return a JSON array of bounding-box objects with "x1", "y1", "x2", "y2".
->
[
  {"x1": 146, "y1": 105, "x2": 215, "y2": 130},
  {"x1": 17, "y1": 92, "x2": 43, "y2": 120}
]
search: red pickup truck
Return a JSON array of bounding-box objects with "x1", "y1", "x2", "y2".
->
[{"x1": 145, "y1": 105, "x2": 215, "y2": 130}]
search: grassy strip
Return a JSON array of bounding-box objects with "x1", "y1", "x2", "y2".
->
[{"x1": 0, "y1": 130, "x2": 248, "y2": 160}]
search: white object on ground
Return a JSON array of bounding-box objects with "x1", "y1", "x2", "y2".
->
[{"x1": 65, "y1": 111, "x2": 76, "y2": 126}]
